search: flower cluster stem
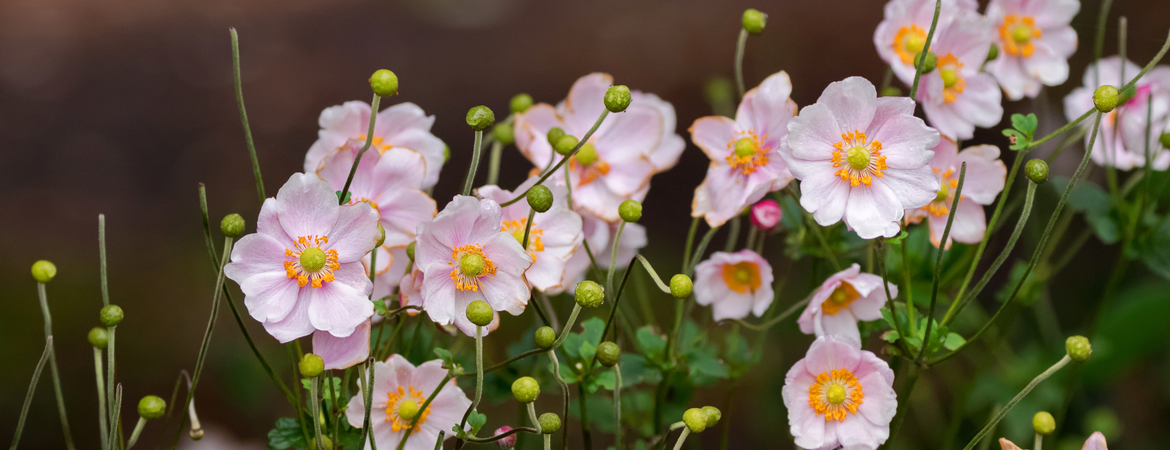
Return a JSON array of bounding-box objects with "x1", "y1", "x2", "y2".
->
[
  {"x1": 733, "y1": 29, "x2": 749, "y2": 99},
  {"x1": 95, "y1": 348, "x2": 109, "y2": 449},
  {"x1": 961, "y1": 356, "x2": 1071, "y2": 450},
  {"x1": 309, "y1": 378, "x2": 325, "y2": 450},
  {"x1": 126, "y1": 417, "x2": 147, "y2": 449},
  {"x1": 606, "y1": 222, "x2": 626, "y2": 295},
  {"x1": 339, "y1": 94, "x2": 382, "y2": 205},
  {"x1": 613, "y1": 363, "x2": 623, "y2": 448},
  {"x1": 526, "y1": 403, "x2": 542, "y2": 434},
  {"x1": 672, "y1": 429, "x2": 691, "y2": 450},
  {"x1": 502, "y1": 110, "x2": 609, "y2": 207},
  {"x1": 547, "y1": 350, "x2": 570, "y2": 450},
  {"x1": 10, "y1": 337, "x2": 52, "y2": 450},
  {"x1": 908, "y1": 0, "x2": 942, "y2": 99},
  {"x1": 918, "y1": 163, "x2": 966, "y2": 363},
  {"x1": 463, "y1": 129, "x2": 485, "y2": 196},
  {"x1": 36, "y1": 282, "x2": 76, "y2": 450},
  {"x1": 107, "y1": 384, "x2": 122, "y2": 450},
  {"x1": 229, "y1": 29, "x2": 265, "y2": 203},
  {"x1": 487, "y1": 141, "x2": 504, "y2": 186}
]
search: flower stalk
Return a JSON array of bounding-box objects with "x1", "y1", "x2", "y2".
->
[
  {"x1": 10, "y1": 337, "x2": 52, "y2": 450},
  {"x1": 961, "y1": 355, "x2": 1072, "y2": 450},
  {"x1": 36, "y1": 282, "x2": 75, "y2": 450}
]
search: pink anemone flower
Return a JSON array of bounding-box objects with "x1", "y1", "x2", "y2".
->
[
  {"x1": 780, "y1": 77, "x2": 940, "y2": 239},
  {"x1": 1063, "y1": 57, "x2": 1170, "y2": 170},
  {"x1": 693, "y1": 250, "x2": 774, "y2": 321},
  {"x1": 512, "y1": 73, "x2": 684, "y2": 222},
  {"x1": 918, "y1": 12, "x2": 1004, "y2": 140},
  {"x1": 305, "y1": 101, "x2": 446, "y2": 189},
  {"x1": 313, "y1": 319, "x2": 370, "y2": 370},
  {"x1": 783, "y1": 336, "x2": 898, "y2": 450},
  {"x1": 874, "y1": 0, "x2": 980, "y2": 86},
  {"x1": 985, "y1": 0, "x2": 1080, "y2": 100},
  {"x1": 905, "y1": 138, "x2": 1006, "y2": 248},
  {"x1": 345, "y1": 355, "x2": 471, "y2": 450},
  {"x1": 798, "y1": 264, "x2": 895, "y2": 346},
  {"x1": 1000, "y1": 431, "x2": 1108, "y2": 450},
  {"x1": 415, "y1": 196, "x2": 532, "y2": 336},
  {"x1": 478, "y1": 177, "x2": 584, "y2": 293},
  {"x1": 224, "y1": 173, "x2": 380, "y2": 342},
  {"x1": 690, "y1": 71, "x2": 797, "y2": 227}
]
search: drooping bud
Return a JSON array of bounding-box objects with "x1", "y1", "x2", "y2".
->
[
  {"x1": 741, "y1": 9, "x2": 766, "y2": 34},
  {"x1": 554, "y1": 135, "x2": 579, "y2": 156},
  {"x1": 547, "y1": 128, "x2": 566, "y2": 147},
  {"x1": 916, "y1": 52, "x2": 938, "y2": 74},
  {"x1": 1025, "y1": 159, "x2": 1049, "y2": 184},
  {"x1": 670, "y1": 274, "x2": 693, "y2": 299},
  {"x1": 1033, "y1": 411, "x2": 1056, "y2": 436},
  {"x1": 618, "y1": 200, "x2": 642, "y2": 223},
  {"x1": 466, "y1": 300, "x2": 493, "y2": 327},
  {"x1": 596, "y1": 341, "x2": 620, "y2": 367},
  {"x1": 100, "y1": 305, "x2": 124, "y2": 327},
  {"x1": 1066, "y1": 335, "x2": 1091, "y2": 362},
  {"x1": 466, "y1": 106, "x2": 495, "y2": 131},
  {"x1": 510, "y1": 94, "x2": 534, "y2": 114},
  {"x1": 493, "y1": 426, "x2": 517, "y2": 448},
  {"x1": 88, "y1": 327, "x2": 109, "y2": 349},
  {"x1": 574, "y1": 281, "x2": 605, "y2": 308},
  {"x1": 527, "y1": 185, "x2": 553, "y2": 213},
  {"x1": 220, "y1": 214, "x2": 245, "y2": 238},
  {"x1": 538, "y1": 413, "x2": 561, "y2": 434},
  {"x1": 604, "y1": 85, "x2": 632, "y2": 113},
  {"x1": 511, "y1": 376, "x2": 540, "y2": 403},
  {"x1": 369, "y1": 70, "x2": 399, "y2": 97},
  {"x1": 750, "y1": 199, "x2": 782, "y2": 229},
  {"x1": 534, "y1": 326, "x2": 556, "y2": 349},
  {"x1": 1093, "y1": 85, "x2": 1119, "y2": 113},
  {"x1": 682, "y1": 408, "x2": 708, "y2": 433},
  {"x1": 493, "y1": 123, "x2": 515, "y2": 145},
  {"x1": 31, "y1": 260, "x2": 57, "y2": 283},
  {"x1": 701, "y1": 406, "x2": 722, "y2": 427},
  {"x1": 138, "y1": 395, "x2": 167, "y2": 420},
  {"x1": 299, "y1": 353, "x2": 324, "y2": 378}
]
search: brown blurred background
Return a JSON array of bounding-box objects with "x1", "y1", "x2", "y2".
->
[{"x1": 3, "y1": 0, "x2": 1169, "y2": 448}]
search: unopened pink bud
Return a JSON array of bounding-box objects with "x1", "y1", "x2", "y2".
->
[
  {"x1": 750, "y1": 199, "x2": 782, "y2": 229},
  {"x1": 494, "y1": 426, "x2": 517, "y2": 448}
]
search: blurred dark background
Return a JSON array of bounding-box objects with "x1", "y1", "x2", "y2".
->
[{"x1": 3, "y1": 0, "x2": 1169, "y2": 448}]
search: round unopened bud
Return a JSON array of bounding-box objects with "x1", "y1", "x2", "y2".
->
[
  {"x1": 138, "y1": 395, "x2": 167, "y2": 420},
  {"x1": 406, "y1": 242, "x2": 416, "y2": 261},
  {"x1": 916, "y1": 52, "x2": 938, "y2": 74},
  {"x1": 1066, "y1": 335, "x2": 1091, "y2": 362},
  {"x1": 31, "y1": 260, "x2": 57, "y2": 283},
  {"x1": 604, "y1": 85, "x2": 632, "y2": 113},
  {"x1": 538, "y1": 413, "x2": 561, "y2": 434},
  {"x1": 511, "y1": 93, "x2": 534, "y2": 114},
  {"x1": 1093, "y1": 85, "x2": 1119, "y2": 113},
  {"x1": 369, "y1": 70, "x2": 399, "y2": 97},
  {"x1": 534, "y1": 326, "x2": 556, "y2": 349},
  {"x1": 88, "y1": 327, "x2": 109, "y2": 349},
  {"x1": 100, "y1": 305, "x2": 124, "y2": 327},
  {"x1": 493, "y1": 426, "x2": 517, "y2": 448},
  {"x1": 220, "y1": 214, "x2": 245, "y2": 238},
  {"x1": 493, "y1": 123, "x2": 515, "y2": 145},
  {"x1": 701, "y1": 406, "x2": 722, "y2": 427},
  {"x1": 670, "y1": 274, "x2": 693, "y2": 299},
  {"x1": 375, "y1": 224, "x2": 386, "y2": 248},
  {"x1": 880, "y1": 87, "x2": 902, "y2": 97},
  {"x1": 554, "y1": 135, "x2": 579, "y2": 156},
  {"x1": 547, "y1": 128, "x2": 566, "y2": 147},
  {"x1": 1025, "y1": 159, "x2": 1049, "y2": 184},
  {"x1": 299, "y1": 353, "x2": 325, "y2": 378},
  {"x1": 511, "y1": 376, "x2": 540, "y2": 403},
  {"x1": 618, "y1": 200, "x2": 642, "y2": 223},
  {"x1": 397, "y1": 400, "x2": 420, "y2": 421},
  {"x1": 527, "y1": 185, "x2": 553, "y2": 213},
  {"x1": 574, "y1": 281, "x2": 604, "y2": 308},
  {"x1": 1033, "y1": 411, "x2": 1056, "y2": 436},
  {"x1": 309, "y1": 436, "x2": 333, "y2": 450},
  {"x1": 466, "y1": 300, "x2": 493, "y2": 327},
  {"x1": 682, "y1": 408, "x2": 708, "y2": 433},
  {"x1": 596, "y1": 341, "x2": 620, "y2": 367},
  {"x1": 987, "y1": 44, "x2": 999, "y2": 62},
  {"x1": 466, "y1": 106, "x2": 495, "y2": 131},
  {"x1": 741, "y1": 9, "x2": 766, "y2": 34}
]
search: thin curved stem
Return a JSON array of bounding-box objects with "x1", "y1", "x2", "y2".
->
[
  {"x1": 522, "y1": 209, "x2": 537, "y2": 249},
  {"x1": 687, "y1": 225, "x2": 722, "y2": 276},
  {"x1": 681, "y1": 217, "x2": 700, "y2": 273},
  {"x1": 917, "y1": 163, "x2": 966, "y2": 363},
  {"x1": 229, "y1": 28, "x2": 265, "y2": 203},
  {"x1": 309, "y1": 378, "x2": 325, "y2": 450},
  {"x1": 953, "y1": 147, "x2": 1029, "y2": 312},
  {"x1": 35, "y1": 283, "x2": 75, "y2": 450},
  {"x1": 876, "y1": 241, "x2": 911, "y2": 356},
  {"x1": 908, "y1": 0, "x2": 942, "y2": 99},
  {"x1": 733, "y1": 29, "x2": 749, "y2": 100},
  {"x1": 606, "y1": 222, "x2": 626, "y2": 294},
  {"x1": 359, "y1": 360, "x2": 376, "y2": 450},
  {"x1": 462, "y1": 130, "x2": 485, "y2": 196},
  {"x1": 10, "y1": 337, "x2": 52, "y2": 450},
  {"x1": 107, "y1": 384, "x2": 122, "y2": 450},
  {"x1": 614, "y1": 364, "x2": 623, "y2": 448},
  {"x1": 547, "y1": 350, "x2": 570, "y2": 450},
  {"x1": 586, "y1": 258, "x2": 636, "y2": 377},
  {"x1": 456, "y1": 325, "x2": 486, "y2": 436},
  {"x1": 635, "y1": 255, "x2": 672, "y2": 294},
  {"x1": 961, "y1": 356, "x2": 1071, "y2": 450},
  {"x1": 502, "y1": 110, "x2": 609, "y2": 206},
  {"x1": 723, "y1": 216, "x2": 741, "y2": 253},
  {"x1": 486, "y1": 141, "x2": 504, "y2": 186},
  {"x1": 671, "y1": 429, "x2": 691, "y2": 450},
  {"x1": 462, "y1": 427, "x2": 540, "y2": 444},
  {"x1": 126, "y1": 417, "x2": 147, "y2": 449},
  {"x1": 95, "y1": 348, "x2": 109, "y2": 450},
  {"x1": 727, "y1": 292, "x2": 812, "y2": 331},
  {"x1": 99, "y1": 214, "x2": 110, "y2": 306},
  {"x1": 339, "y1": 94, "x2": 382, "y2": 205}
]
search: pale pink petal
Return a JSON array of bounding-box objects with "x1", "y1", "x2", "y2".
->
[
  {"x1": 844, "y1": 182, "x2": 904, "y2": 239},
  {"x1": 817, "y1": 77, "x2": 878, "y2": 135},
  {"x1": 307, "y1": 263, "x2": 375, "y2": 337},
  {"x1": 689, "y1": 116, "x2": 739, "y2": 160},
  {"x1": 798, "y1": 168, "x2": 852, "y2": 227},
  {"x1": 856, "y1": 371, "x2": 898, "y2": 429},
  {"x1": 414, "y1": 196, "x2": 480, "y2": 271},
  {"x1": 787, "y1": 103, "x2": 845, "y2": 161},
  {"x1": 882, "y1": 165, "x2": 943, "y2": 210},
  {"x1": 1082, "y1": 432, "x2": 1108, "y2": 450},
  {"x1": 327, "y1": 202, "x2": 381, "y2": 263},
  {"x1": 987, "y1": 56, "x2": 1041, "y2": 101},
  {"x1": 378, "y1": 189, "x2": 437, "y2": 248},
  {"x1": 313, "y1": 320, "x2": 370, "y2": 370},
  {"x1": 563, "y1": 73, "x2": 614, "y2": 135},
  {"x1": 805, "y1": 336, "x2": 862, "y2": 375},
  {"x1": 263, "y1": 288, "x2": 316, "y2": 343},
  {"x1": 953, "y1": 145, "x2": 1007, "y2": 204},
  {"x1": 868, "y1": 115, "x2": 939, "y2": 170},
  {"x1": 819, "y1": 309, "x2": 862, "y2": 345},
  {"x1": 513, "y1": 104, "x2": 563, "y2": 170},
  {"x1": 275, "y1": 173, "x2": 341, "y2": 239}
]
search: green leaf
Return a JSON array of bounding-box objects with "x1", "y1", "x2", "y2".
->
[
  {"x1": 1140, "y1": 217, "x2": 1170, "y2": 280},
  {"x1": 468, "y1": 411, "x2": 488, "y2": 434},
  {"x1": 881, "y1": 330, "x2": 901, "y2": 343},
  {"x1": 581, "y1": 317, "x2": 606, "y2": 345},
  {"x1": 1010, "y1": 113, "x2": 1038, "y2": 139},
  {"x1": 373, "y1": 296, "x2": 390, "y2": 316},
  {"x1": 885, "y1": 231, "x2": 910, "y2": 244},
  {"x1": 580, "y1": 340, "x2": 597, "y2": 361},
  {"x1": 336, "y1": 190, "x2": 352, "y2": 204},
  {"x1": 635, "y1": 326, "x2": 667, "y2": 362},
  {"x1": 586, "y1": 370, "x2": 616, "y2": 393},
  {"x1": 618, "y1": 354, "x2": 661, "y2": 386},
  {"x1": 300, "y1": 377, "x2": 342, "y2": 396},
  {"x1": 268, "y1": 417, "x2": 308, "y2": 450},
  {"x1": 944, "y1": 332, "x2": 966, "y2": 350},
  {"x1": 562, "y1": 333, "x2": 583, "y2": 359},
  {"x1": 686, "y1": 351, "x2": 729, "y2": 380},
  {"x1": 434, "y1": 348, "x2": 454, "y2": 366},
  {"x1": 1002, "y1": 129, "x2": 1030, "y2": 151}
]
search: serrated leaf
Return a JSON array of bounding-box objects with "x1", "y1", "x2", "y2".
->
[
  {"x1": 373, "y1": 296, "x2": 390, "y2": 316},
  {"x1": 1002, "y1": 129, "x2": 1030, "y2": 150},
  {"x1": 881, "y1": 330, "x2": 901, "y2": 343},
  {"x1": 434, "y1": 348, "x2": 453, "y2": 365},
  {"x1": 468, "y1": 411, "x2": 487, "y2": 434},
  {"x1": 686, "y1": 351, "x2": 729, "y2": 379},
  {"x1": 586, "y1": 370, "x2": 616, "y2": 393},
  {"x1": 1010, "y1": 113, "x2": 1038, "y2": 138},
  {"x1": 618, "y1": 354, "x2": 661, "y2": 386},
  {"x1": 944, "y1": 332, "x2": 966, "y2": 350},
  {"x1": 268, "y1": 417, "x2": 308, "y2": 450}
]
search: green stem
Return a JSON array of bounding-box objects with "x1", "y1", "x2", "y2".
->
[
  {"x1": 107, "y1": 385, "x2": 122, "y2": 450},
  {"x1": 876, "y1": 242, "x2": 911, "y2": 355},
  {"x1": 456, "y1": 325, "x2": 486, "y2": 434},
  {"x1": 502, "y1": 110, "x2": 609, "y2": 206},
  {"x1": 1092, "y1": 0, "x2": 1113, "y2": 88},
  {"x1": 578, "y1": 383, "x2": 593, "y2": 450},
  {"x1": 125, "y1": 418, "x2": 147, "y2": 449},
  {"x1": 106, "y1": 326, "x2": 116, "y2": 446},
  {"x1": 487, "y1": 141, "x2": 504, "y2": 186},
  {"x1": 99, "y1": 214, "x2": 110, "y2": 307},
  {"x1": 881, "y1": 365, "x2": 920, "y2": 448},
  {"x1": 902, "y1": 227, "x2": 917, "y2": 337},
  {"x1": 310, "y1": 378, "x2": 325, "y2": 450},
  {"x1": 723, "y1": 216, "x2": 741, "y2": 252},
  {"x1": 36, "y1": 283, "x2": 75, "y2": 450},
  {"x1": 671, "y1": 429, "x2": 691, "y2": 450},
  {"x1": 614, "y1": 364, "x2": 623, "y2": 448},
  {"x1": 95, "y1": 348, "x2": 109, "y2": 450},
  {"x1": 909, "y1": 0, "x2": 942, "y2": 99},
  {"x1": 359, "y1": 360, "x2": 377, "y2": 450},
  {"x1": 398, "y1": 375, "x2": 455, "y2": 450},
  {"x1": 918, "y1": 163, "x2": 966, "y2": 364},
  {"x1": 727, "y1": 292, "x2": 812, "y2": 331},
  {"x1": 687, "y1": 225, "x2": 722, "y2": 276},
  {"x1": 526, "y1": 403, "x2": 542, "y2": 434},
  {"x1": 522, "y1": 209, "x2": 537, "y2": 249},
  {"x1": 784, "y1": 187, "x2": 841, "y2": 271},
  {"x1": 229, "y1": 28, "x2": 265, "y2": 203},
  {"x1": 734, "y1": 29, "x2": 749, "y2": 100},
  {"x1": 339, "y1": 94, "x2": 382, "y2": 205},
  {"x1": 547, "y1": 350, "x2": 570, "y2": 450},
  {"x1": 681, "y1": 217, "x2": 700, "y2": 273},
  {"x1": 607, "y1": 222, "x2": 626, "y2": 295},
  {"x1": 961, "y1": 356, "x2": 1072, "y2": 450},
  {"x1": 10, "y1": 337, "x2": 52, "y2": 450},
  {"x1": 463, "y1": 130, "x2": 485, "y2": 196},
  {"x1": 635, "y1": 255, "x2": 672, "y2": 294},
  {"x1": 587, "y1": 260, "x2": 636, "y2": 377}
]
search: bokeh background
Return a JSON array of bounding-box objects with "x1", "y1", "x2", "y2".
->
[{"x1": 3, "y1": 0, "x2": 1170, "y2": 448}]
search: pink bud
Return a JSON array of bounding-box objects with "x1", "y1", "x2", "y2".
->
[
  {"x1": 750, "y1": 199, "x2": 782, "y2": 229},
  {"x1": 494, "y1": 426, "x2": 517, "y2": 448}
]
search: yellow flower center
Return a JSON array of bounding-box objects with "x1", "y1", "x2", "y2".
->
[
  {"x1": 999, "y1": 15, "x2": 1041, "y2": 58},
  {"x1": 893, "y1": 25, "x2": 928, "y2": 65},
  {"x1": 576, "y1": 143, "x2": 599, "y2": 166},
  {"x1": 938, "y1": 54, "x2": 967, "y2": 103},
  {"x1": 940, "y1": 69, "x2": 959, "y2": 89},
  {"x1": 935, "y1": 178, "x2": 950, "y2": 203},
  {"x1": 721, "y1": 261, "x2": 761, "y2": 293},
  {"x1": 569, "y1": 141, "x2": 610, "y2": 186},
  {"x1": 385, "y1": 386, "x2": 430, "y2": 432},
  {"x1": 823, "y1": 282, "x2": 859, "y2": 315},
  {"x1": 502, "y1": 219, "x2": 544, "y2": 261},
  {"x1": 725, "y1": 130, "x2": 770, "y2": 176},
  {"x1": 283, "y1": 235, "x2": 340, "y2": 288},
  {"x1": 449, "y1": 244, "x2": 497, "y2": 292},
  {"x1": 922, "y1": 168, "x2": 961, "y2": 217},
  {"x1": 831, "y1": 131, "x2": 887, "y2": 187},
  {"x1": 808, "y1": 368, "x2": 865, "y2": 422}
]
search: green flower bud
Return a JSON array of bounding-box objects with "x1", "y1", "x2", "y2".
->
[
  {"x1": 309, "y1": 436, "x2": 334, "y2": 450},
  {"x1": 682, "y1": 408, "x2": 708, "y2": 433},
  {"x1": 575, "y1": 143, "x2": 598, "y2": 165},
  {"x1": 100, "y1": 305, "x2": 124, "y2": 327},
  {"x1": 554, "y1": 135, "x2": 579, "y2": 156},
  {"x1": 1025, "y1": 159, "x2": 1049, "y2": 184},
  {"x1": 397, "y1": 399, "x2": 420, "y2": 421},
  {"x1": 916, "y1": 52, "x2": 938, "y2": 74},
  {"x1": 511, "y1": 376, "x2": 540, "y2": 403},
  {"x1": 299, "y1": 353, "x2": 324, "y2": 378},
  {"x1": 574, "y1": 281, "x2": 604, "y2": 308},
  {"x1": 880, "y1": 87, "x2": 902, "y2": 97},
  {"x1": 1033, "y1": 411, "x2": 1056, "y2": 436},
  {"x1": 527, "y1": 185, "x2": 553, "y2": 213},
  {"x1": 701, "y1": 406, "x2": 722, "y2": 427},
  {"x1": 375, "y1": 224, "x2": 386, "y2": 248},
  {"x1": 604, "y1": 85, "x2": 631, "y2": 113},
  {"x1": 466, "y1": 300, "x2": 493, "y2": 327},
  {"x1": 493, "y1": 123, "x2": 515, "y2": 145},
  {"x1": 987, "y1": 44, "x2": 999, "y2": 62},
  {"x1": 1161, "y1": 132, "x2": 1170, "y2": 149},
  {"x1": 31, "y1": 260, "x2": 57, "y2": 283},
  {"x1": 538, "y1": 413, "x2": 561, "y2": 434},
  {"x1": 511, "y1": 93, "x2": 534, "y2": 114},
  {"x1": 741, "y1": 9, "x2": 766, "y2": 34},
  {"x1": 466, "y1": 106, "x2": 495, "y2": 131},
  {"x1": 138, "y1": 395, "x2": 167, "y2": 420},
  {"x1": 369, "y1": 70, "x2": 399, "y2": 97},
  {"x1": 596, "y1": 341, "x2": 620, "y2": 367},
  {"x1": 220, "y1": 213, "x2": 245, "y2": 238},
  {"x1": 670, "y1": 274, "x2": 693, "y2": 299},
  {"x1": 1066, "y1": 335, "x2": 1091, "y2": 362},
  {"x1": 535, "y1": 326, "x2": 556, "y2": 349},
  {"x1": 406, "y1": 242, "x2": 416, "y2": 261},
  {"x1": 88, "y1": 327, "x2": 109, "y2": 350},
  {"x1": 618, "y1": 200, "x2": 642, "y2": 223},
  {"x1": 1093, "y1": 85, "x2": 1119, "y2": 113},
  {"x1": 547, "y1": 128, "x2": 566, "y2": 147}
]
